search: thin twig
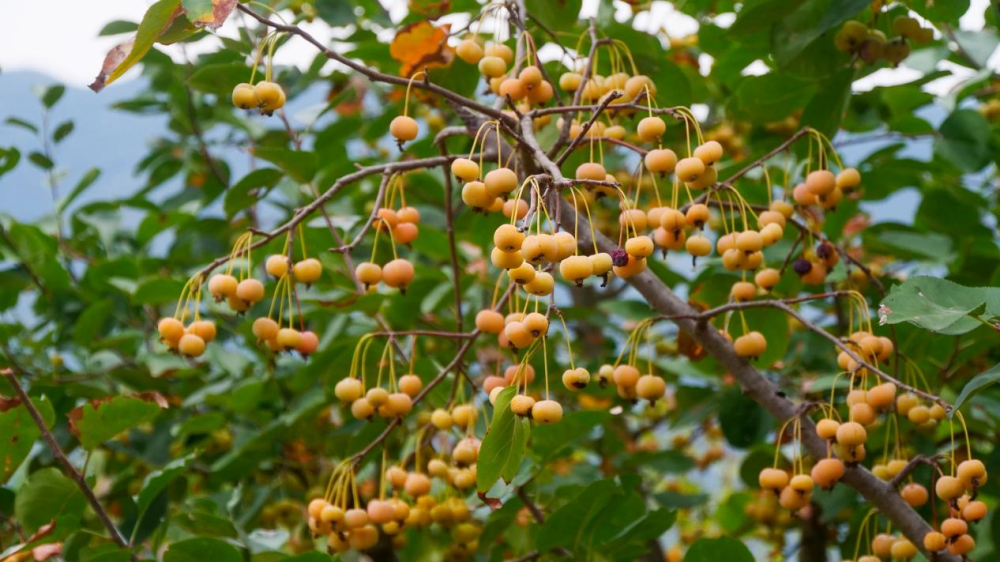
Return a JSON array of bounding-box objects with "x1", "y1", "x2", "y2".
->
[{"x1": 1, "y1": 368, "x2": 129, "y2": 548}]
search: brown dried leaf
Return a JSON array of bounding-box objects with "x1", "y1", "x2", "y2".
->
[
  {"x1": 25, "y1": 521, "x2": 56, "y2": 545},
  {"x1": 89, "y1": 38, "x2": 135, "y2": 93},
  {"x1": 476, "y1": 490, "x2": 502, "y2": 510},
  {"x1": 389, "y1": 21, "x2": 454, "y2": 77},
  {"x1": 189, "y1": 0, "x2": 238, "y2": 30},
  {"x1": 0, "y1": 395, "x2": 21, "y2": 413},
  {"x1": 677, "y1": 331, "x2": 706, "y2": 361}
]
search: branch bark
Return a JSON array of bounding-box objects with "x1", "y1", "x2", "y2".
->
[{"x1": 516, "y1": 112, "x2": 956, "y2": 561}]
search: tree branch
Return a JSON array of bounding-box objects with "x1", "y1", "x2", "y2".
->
[{"x1": 1, "y1": 368, "x2": 129, "y2": 549}]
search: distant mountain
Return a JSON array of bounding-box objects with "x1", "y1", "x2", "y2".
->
[{"x1": 0, "y1": 71, "x2": 165, "y2": 221}]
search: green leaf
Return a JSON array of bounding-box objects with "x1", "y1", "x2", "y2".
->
[
  {"x1": 28, "y1": 151, "x2": 54, "y2": 170},
  {"x1": 59, "y1": 168, "x2": 101, "y2": 212},
  {"x1": 879, "y1": 276, "x2": 992, "y2": 334},
  {"x1": 69, "y1": 395, "x2": 167, "y2": 449},
  {"x1": 14, "y1": 468, "x2": 87, "y2": 534},
  {"x1": 800, "y1": 68, "x2": 854, "y2": 136},
  {"x1": 718, "y1": 389, "x2": 772, "y2": 448},
  {"x1": 531, "y1": 409, "x2": 610, "y2": 461},
  {"x1": 529, "y1": 0, "x2": 582, "y2": 33},
  {"x1": 72, "y1": 299, "x2": 115, "y2": 346},
  {"x1": 6, "y1": 117, "x2": 38, "y2": 134},
  {"x1": 618, "y1": 450, "x2": 696, "y2": 473},
  {"x1": 0, "y1": 397, "x2": 54, "y2": 484},
  {"x1": 477, "y1": 386, "x2": 529, "y2": 492},
  {"x1": 952, "y1": 30, "x2": 999, "y2": 69},
  {"x1": 684, "y1": 536, "x2": 754, "y2": 562},
  {"x1": 0, "y1": 147, "x2": 20, "y2": 179},
  {"x1": 953, "y1": 363, "x2": 1000, "y2": 415},
  {"x1": 655, "y1": 491, "x2": 709, "y2": 508},
  {"x1": 770, "y1": 0, "x2": 870, "y2": 67},
  {"x1": 99, "y1": 20, "x2": 139, "y2": 36},
  {"x1": 163, "y1": 537, "x2": 242, "y2": 562},
  {"x1": 315, "y1": 0, "x2": 355, "y2": 26},
  {"x1": 40, "y1": 85, "x2": 66, "y2": 109},
  {"x1": 180, "y1": 0, "x2": 213, "y2": 22},
  {"x1": 100, "y1": 0, "x2": 182, "y2": 89},
  {"x1": 53, "y1": 120, "x2": 75, "y2": 143},
  {"x1": 188, "y1": 62, "x2": 252, "y2": 97},
  {"x1": 225, "y1": 168, "x2": 283, "y2": 218},
  {"x1": 935, "y1": 109, "x2": 991, "y2": 172},
  {"x1": 732, "y1": 73, "x2": 817, "y2": 122},
  {"x1": 133, "y1": 277, "x2": 187, "y2": 305},
  {"x1": 254, "y1": 147, "x2": 317, "y2": 184},
  {"x1": 137, "y1": 455, "x2": 194, "y2": 513},
  {"x1": 537, "y1": 478, "x2": 619, "y2": 553}
]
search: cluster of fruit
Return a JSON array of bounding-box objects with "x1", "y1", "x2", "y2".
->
[
  {"x1": 305, "y1": 461, "x2": 482, "y2": 555},
  {"x1": 232, "y1": 81, "x2": 286, "y2": 115},
  {"x1": 231, "y1": 32, "x2": 287, "y2": 114},
  {"x1": 334, "y1": 335, "x2": 424, "y2": 420},
  {"x1": 834, "y1": 15, "x2": 933, "y2": 66},
  {"x1": 354, "y1": 176, "x2": 421, "y2": 292},
  {"x1": 156, "y1": 316, "x2": 216, "y2": 358},
  {"x1": 157, "y1": 232, "x2": 324, "y2": 358}
]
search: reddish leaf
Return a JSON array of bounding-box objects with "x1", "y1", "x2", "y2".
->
[
  {"x1": 186, "y1": 0, "x2": 238, "y2": 30},
  {"x1": 476, "y1": 490, "x2": 503, "y2": 510},
  {"x1": 408, "y1": 0, "x2": 452, "y2": 18},
  {"x1": 0, "y1": 394, "x2": 21, "y2": 413},
  {"x1": 26, "y1": 521, "x2": 56, "y2": 544},
  {"x1": 389, "y1": 21, "x2": 454, "y2": 77}
]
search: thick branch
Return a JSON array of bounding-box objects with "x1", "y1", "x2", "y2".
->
[{"x1": 515, "y1": 111, "x2": 955, "y2": 560}]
